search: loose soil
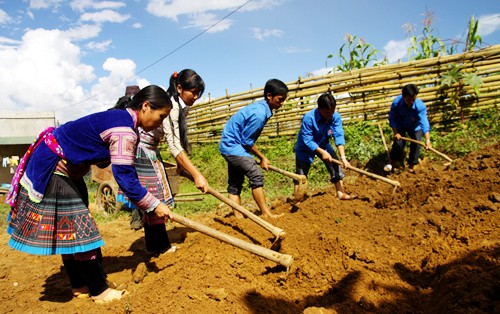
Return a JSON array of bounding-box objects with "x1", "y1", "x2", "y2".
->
[{"x1": 0, "y1": 143, "x2": 499, "y2": 314}]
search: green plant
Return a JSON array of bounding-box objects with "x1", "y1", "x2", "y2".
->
[
  {"x1": 440, "y1": 63, "x2": 483, "y2": 122},
  {"x1": 343, "y1": 121, "x2": 383, "y2": 165},
  {"x1": 465, "y1": 16, "x2": 482, "y2": 52},
  {"x1": 404, "y1": 9, "x2": 447, "y2": 60},
  {"x1": 78, "y1": 109, "x2": 500, "y2": 216},
  {"x1": 433, "y1": 108, "x2": 500, "y2": 157},
  {"x1": 328, "y1": 33, "x2": 385, "y2": 72}
]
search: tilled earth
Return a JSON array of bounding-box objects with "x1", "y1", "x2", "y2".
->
[{"x1": 0, "y1": 143, "x2": 498, "y2": 313}]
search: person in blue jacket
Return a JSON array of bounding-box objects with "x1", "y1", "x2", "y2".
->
[
  {"x1": 294, "y1": 92, "x2": 356, "y2": 200},
  {"x1": 388, "y1": 84, "x2": 432, "y2": 173},
  {"x1": 219, "y1": 79, "x2": 288, "y2": 219}
]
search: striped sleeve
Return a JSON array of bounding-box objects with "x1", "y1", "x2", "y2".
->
[{"x1": 100, "y1": 127, "x2": 137, "y2": 165}]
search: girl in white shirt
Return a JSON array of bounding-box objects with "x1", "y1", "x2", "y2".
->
[{"x1": 164, "y1": 69, "x2": 208, "y2": 193}]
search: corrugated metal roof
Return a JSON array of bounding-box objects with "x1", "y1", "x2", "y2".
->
[{"x1": 0, "y1": 136, "x2": 35, "y2": 145}]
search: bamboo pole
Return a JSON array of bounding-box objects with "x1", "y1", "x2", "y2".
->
[{"x1": 185, "y1": 45, "x2": 500, "y2": 144}]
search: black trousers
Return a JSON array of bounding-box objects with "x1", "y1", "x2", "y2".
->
[{"x1": 390, "y1": 129, "x2": 423, "y2": 165}]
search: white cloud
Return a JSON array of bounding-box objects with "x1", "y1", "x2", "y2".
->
[
  {"x1": 0, "y1": 28, "x2": 145, "y2": 123},
  {"x1": 26, "y1": 10, "x2": 35, "y2": 20},
  {"x1": 0, "y1": 29, "x2": 94, "y2": 116},
  {"x1": 147, "y1": 0, "x2": 282, "y2": 19},
  {"x1": 64, "y1": 24, "x2": 102, "y2": 41},
  {"x1": 308, "y1": 67, "x2": 332, "y2": 77},
  {"x1": 240, "y1": 0, "x2": 284, "y2": 12},
  {"x1": 0, "y1": 9, "x2": 13, "y2": 24},
  {"x1": 146, "y1": 0, "x2": 283, "y2": 31},
  {"x1": 80, "y1": 9, "x2": 130, "y2": 24},
  {"x1": 86, "y1": 39, "x2": 112, "y2": 52},
  {"x1": 85, "y1": 57, "x2": 147, "y2": 115},
  {"x1": 0, "y1": 37, "x2": 21, "y2": 45},
  {"x1": 252, "y1": 28, "x2": 283, "y2": 41},
  {"x1": 132, "y1": 22, "x2": 142, "y2": 29},
  {"x1": 185, "y1": 13, "x2": 232, "y2": 33},
  {"x1": 477, "y1": 14, "x2": 500, "y2": 37},
  {"x1": 70, "y1": 0, "x2": 126, "y2": 12},
  {"x1": 383, "y1": 38, "x2": 411, "y2": 63},
  {"x1": 29, "y1": 0, "x2": 65, "y2": 10}
]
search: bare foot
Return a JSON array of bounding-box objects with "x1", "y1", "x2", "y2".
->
[
  {"x1": 233, "y1": 210, "x2": 244, "y2": 219},
  {"x1": 262, "y1": 212, "x2": 284, "y2": 219},
  {"x1": 338, "y1": 192, "x2": 358, "y2": 201},
  {"x1": 92, "y1": 288, "x2": 128, "y2": 304}
]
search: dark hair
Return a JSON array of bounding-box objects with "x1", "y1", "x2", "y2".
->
[
  {"x1": 167, "y1": 69, "x2": 205, "y2": 103},
  {"x1": 166, "y1": 69, "x2": 204, "y2": 155},
  {"x1": 263, "y1": 79, "x2": 288, "y2": 98},
  {"x1": 402, "y1": 84, "x2": 419, "y2": 97},
  {"x1": 112, "y1": 85, "x2": 171, "y2": 111},
  {"x1": 317, "y1": 92, "x2": 336, "y2": 110}
]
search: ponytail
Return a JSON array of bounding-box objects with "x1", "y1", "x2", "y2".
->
[
  {"x1": 111, "y1": 95, "x2": 133, "y2": 110},
  {"x1": 166, "y1": 69, "x2": 205, "y2": 155},
  {"x1": 110, "y1": 85, "x2": 171, "y2": 111}
]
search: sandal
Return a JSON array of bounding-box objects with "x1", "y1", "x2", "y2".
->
[
  {"x1": 92, "y1": 288, "x2": 129, "y2": 304},
  {"x1": 166, "y1": 246, "x2": 178, "y2": 253}
]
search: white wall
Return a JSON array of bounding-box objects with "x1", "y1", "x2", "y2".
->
[{"x1": 0, "y1": 110, "x2": 56, "y2": 138}]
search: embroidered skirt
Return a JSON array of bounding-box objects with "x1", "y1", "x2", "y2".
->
[
  {"x1": 117, "y1": 145, "x2": 174, "y2": 225},
  {"x1": 8, "y1": 174, "x2": 104, "y2": 255}
]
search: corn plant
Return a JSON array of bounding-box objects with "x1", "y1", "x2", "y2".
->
[
  {"x1": 405, "y1": 9, "x2": 447, "y2": 60},
  {"x1": 328, "y1": 33, "x2": 385, "y2": 72},
  {"x1": 465, "y1": 16, "x2": 482, "y2": 52}
]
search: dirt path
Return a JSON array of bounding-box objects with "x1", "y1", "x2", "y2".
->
[{"x1": 0, "y1": 143, "x2": 498, "y2": 314}]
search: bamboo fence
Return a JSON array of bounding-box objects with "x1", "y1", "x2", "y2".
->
[{"x1": 187, "y1": 45, "x2": 500, "y2": 144}]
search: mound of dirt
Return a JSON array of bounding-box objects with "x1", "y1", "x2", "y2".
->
[{"x1": 0, "y1": 143, "x2": 498, "y2": 313}]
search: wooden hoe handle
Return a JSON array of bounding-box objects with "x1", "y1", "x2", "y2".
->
[
  {"x1": 268, "y1": 165, "x2": 307, "y2": 183},
  {"x1": 399, "y1": 136, "x2": 453, "y2": 162},
  {"x1": 331, "y1": 158, "x2": 401, "y2": 187},
  {"x1": 172, "y1": 213, "x2": 293, "y2": 269},
  {"x1": 180, "y1": 171, "x2": 286, "y2": 240},
  {"x1": 207, "y1": 186, "x2": 286, "y2": 240}
]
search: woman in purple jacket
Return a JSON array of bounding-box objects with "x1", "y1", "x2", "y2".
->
[{"x1": 6, "y1": 85, "x2": 172, "y2": 303}]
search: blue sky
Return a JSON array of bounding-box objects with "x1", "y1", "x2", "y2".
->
[{"x1": 0, "y1": 0, "x2": 499, "y2": 123}]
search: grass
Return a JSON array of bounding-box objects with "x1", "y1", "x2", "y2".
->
[
  {"x1": 172, "y1": 108, "x2": 500, "y2": 215},
  {"x1": 1, "y1": 108, "x2": 498, "y2": 222}
]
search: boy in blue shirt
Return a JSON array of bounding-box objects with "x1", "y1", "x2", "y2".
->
[
  {"x1": 294, "y1": 92, "x2": 356, "y2": 200},
  {"x1": 219, "y1": 79, "x2": 288, "y2": 218},
  {"x1": 388, "y1": 84, "x2": 432, "y2": 173}
]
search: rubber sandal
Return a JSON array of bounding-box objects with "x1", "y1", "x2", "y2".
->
[
  {"x1": 92, "y1": 288, "x2": 129, "y2": 304},
  {"x1": 166, "y1": 246, "x2": 178, "y2": 253}
]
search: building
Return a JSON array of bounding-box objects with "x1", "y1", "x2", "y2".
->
[{"x1": 0, "y1": 110, "x2": 56, "y2": 185}]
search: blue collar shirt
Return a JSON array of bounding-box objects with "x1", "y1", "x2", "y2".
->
[
  {"x1": 295, "y1": 108, "x2": 345, "y2": 164},
  {"x1": 388, "y1": 95, "x2": 430, "y2": 133},
  {"x1": 219, "y1": 99, "x2": 272, "y2": 157}
]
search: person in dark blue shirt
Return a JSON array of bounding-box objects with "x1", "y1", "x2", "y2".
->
[
  {"x1": 219, "y1": 79, "x2": 288, "y2": 218},
  {"x1": 295, "y1": 92, "x2": 356, "y2": 200},
  {"x1": 388, "y1": 84, "x2": 432, "y2": 173}
]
